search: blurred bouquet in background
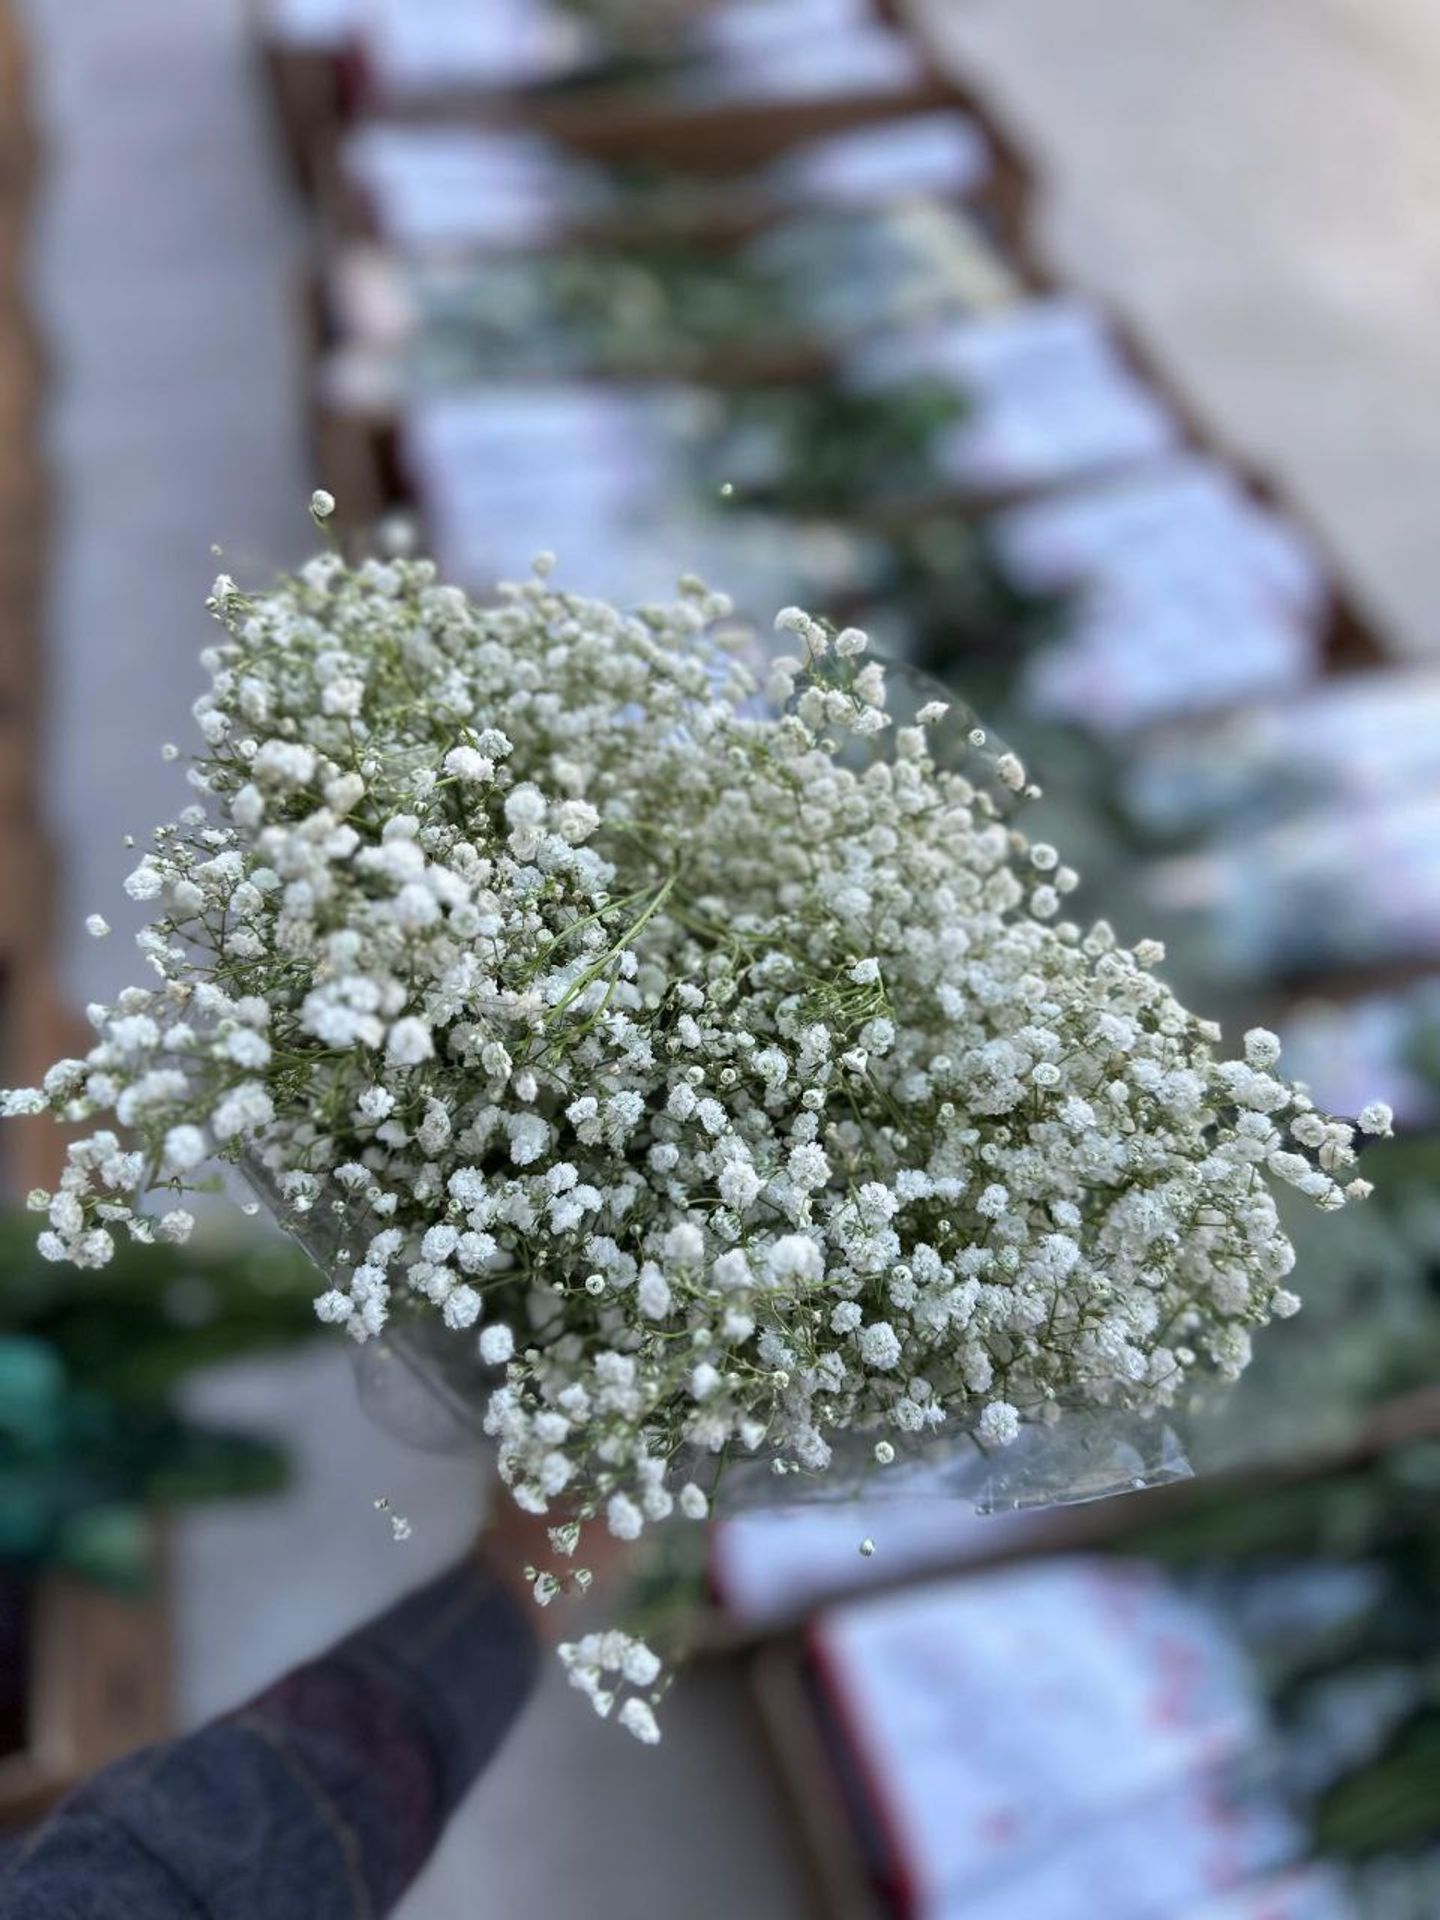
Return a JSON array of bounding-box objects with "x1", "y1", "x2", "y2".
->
[{"x1": 1125, "y1": 1432, "x2": 1440, "y2": 1913}]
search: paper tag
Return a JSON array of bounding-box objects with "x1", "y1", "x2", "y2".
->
[
  {"x1": 768, "y1": 112, "x2": 992, "y2": 209},
  {"x1": 364, "y1": 0, "x2": 594, "y2": 95},
  {"x1": 1174, "y1": 1865, "x2": 1359, "y2": 1920},
  {"x1": 814, "y1": 1558, "x2": 1268, "y2": 1917},
  {"x1": 930, "y1": 1777, "x2": 1302, "y2": 1920},
  {"x1": 345, "y1": 126, "x2": 610, "y2": 251},
  {"x1": 712, "y1": 1500, "x2": 1048, "y2": 1625},
  {"x1": 850, "y1": 299, "x2": 1179, "y2": 494}
]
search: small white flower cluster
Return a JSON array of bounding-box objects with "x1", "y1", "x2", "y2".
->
[
  {"x1": 558, "y1": 1629, "x2": 664, "y2": 1742},
  {"x1": 1, "y1": 541, "x2": 1384, "y2": 1736}
]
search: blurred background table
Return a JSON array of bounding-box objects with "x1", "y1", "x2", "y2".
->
[{"x1": 7, "y1": 0, "x2": 1440, "y2": 1912}]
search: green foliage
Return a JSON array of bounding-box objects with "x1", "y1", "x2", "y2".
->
[
  {"x1": 0, "y1": 1215, "x2": 316, "y2": 1402},
  {"x1": 408, "y1": 206, "x2": 983, "y2": 382},
  {"x1": 707, "y1": 379, "x2": 970, "y2": 518},
  {"x1": 0, "y1": 1222, "x2": 316, "y2": 1587},
  {"x1": 1181, "y1": 1139, "x2": 1440, "y2": 1476},
  {"x1": 1315, "y1": 1714, "x2": 1440, "y2": 1860},
  {"x1": 1124, "y1": 1439, "x2": 1440, "y2": 1886}
]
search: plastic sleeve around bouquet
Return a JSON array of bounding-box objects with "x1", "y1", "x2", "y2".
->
[
  {"x1": 237, "y1": 647, "x2": 1194, "y2": 1517},
  {"x1": 712, "y1": 1406, "x2": 1193, "y2": 1516},
  {"x1": 237, "y1": 1152, "x2": 491, "y2": 1455}
]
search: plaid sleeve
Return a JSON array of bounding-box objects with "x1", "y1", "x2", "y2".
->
[{"x1": 0, "y1": 1555, "x2": 540, "y2": 1919}]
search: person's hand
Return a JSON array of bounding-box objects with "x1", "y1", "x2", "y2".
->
[{"x1": 475, "y1": 1489, "x2": 632, "y2": 1644}]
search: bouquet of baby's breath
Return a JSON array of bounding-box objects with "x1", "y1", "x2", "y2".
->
[{"x1": 3, "y1": 500, "x2": 1388, "y2": 1739}]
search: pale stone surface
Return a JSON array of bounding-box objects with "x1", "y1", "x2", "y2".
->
[
  {"x1": 916, "y1": 0, "x2": 1440, "y2": 657},
  {"x1": 20, "y1": 0, "x2": 309, "y2": 1010}
]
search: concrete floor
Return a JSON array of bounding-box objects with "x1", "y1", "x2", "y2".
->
[
  {"x1": 19, "y1": 0, "x2": 310, "y2": 1013},
  {"x1": 918, "y1": 0, "x2": 1440, "y2": 660},
  {"x1": 17, "y1": 0, "x2": 1440, "y2": 1913}
]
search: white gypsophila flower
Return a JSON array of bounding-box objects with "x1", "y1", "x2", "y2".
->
[
  {"x1": 0, "y1": 538, "x2": 1380, "y2": 1739},
  {"x1": 618, "y1": 1698, "x2": 661, "y2": 1745},
  {"x1": 478, "y1": 1323, "x2": 514, "y2": 1366},
  {"x1": 977, "y1": 1400, "x2": 1021, "y2": 1448},
  {"x1": 606, "y1": 1493, "x2": 644, "y2": 1542},
  {"x1": 162, "y1": 1124, "x2": 208, "y2": 1174},
  {"x1": 678, "y1": 1483, "x2": 709, "y2": 1520},
  {"x1": 386, "y1": 1017, "x2": 433, "y2": 1066},
  {"x1": 1243, "y1": 1028, "x2": 1282, "y2": 1069},
  {"x1": 444, "y1": 746, "x2": 494, "y2": 784}
]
